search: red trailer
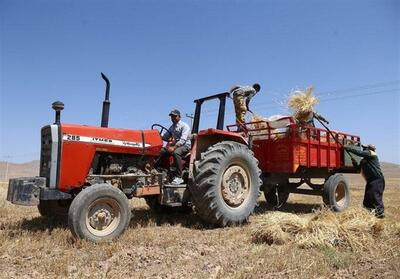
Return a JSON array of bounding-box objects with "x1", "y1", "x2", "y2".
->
[{"x1": 228, "y1": 116, "x2": 361, "y2": 211}]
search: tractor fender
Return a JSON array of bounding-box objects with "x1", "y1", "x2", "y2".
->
[
  {"x1": 192, "y1": 129, "x2": 248, "y2": 161},
  {"x1": 188, "y1": 129, "x2": 248, "y2": 183}
]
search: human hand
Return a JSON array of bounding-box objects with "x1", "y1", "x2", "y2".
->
[
  {"x1": 166, "y1": 138, "x2": 175, "y2": 147},
  {"x1": 167, "y1": 146, "x2": 176, "y2": 153}
]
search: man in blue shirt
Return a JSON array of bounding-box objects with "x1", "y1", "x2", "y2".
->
[{"x1": 155, "y1": 109, "x2": 191, "y2": 184}]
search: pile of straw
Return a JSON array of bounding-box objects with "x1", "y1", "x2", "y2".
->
[
  {"x1": 250, "y1": 114, "x2": 275, "y2": 140},
  {"x1": 251, "y1": 208, "x2": 396, "y2": 251},
  {"x1": 249, "y1": 114, "x2": 289, "y2": 140},
  {"x1": 287, "y1": 86, "x2": 318, "y2": 122}
]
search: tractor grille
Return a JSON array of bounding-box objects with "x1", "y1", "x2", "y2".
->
[{"x1": 40, "y1": 126, "x2": 52, "y2": 186}]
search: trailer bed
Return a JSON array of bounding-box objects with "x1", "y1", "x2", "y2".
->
[{"x1": 228, "y1": 117, "x2": 361, "y2": 174}]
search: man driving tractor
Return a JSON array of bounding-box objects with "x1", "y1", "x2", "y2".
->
[{"x1": 155, "y1": 109, "x2": 191, "y2": 184}]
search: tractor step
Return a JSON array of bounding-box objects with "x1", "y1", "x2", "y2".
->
[{"x1": 161, "y1": 185, "x2": 189, "y2": 206}]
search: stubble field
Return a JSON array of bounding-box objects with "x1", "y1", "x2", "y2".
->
[{"x1": 0, "y1": 172, "x2": 399, "y2": 279}]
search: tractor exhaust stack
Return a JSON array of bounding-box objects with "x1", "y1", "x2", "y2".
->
[
  {"x1": 52, "y1": 101, "x2": 64, "y2": 125},
  {"x1": 101, "y1": 72, "x2": 110, "y2": 128}
]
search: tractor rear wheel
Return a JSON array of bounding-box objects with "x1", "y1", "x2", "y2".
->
[
  {"x1": 38, "y1": 200, "x2": 71, "y2": 218},
  {"x1": 191, "y1": 141, "x2": 261, "y2": 226},
  {"x1": 68, "y1": 184, "x2": 131, "y2": 242},
  {"x1": 322, "y1": 174, "x2": 350, "y2": 212}
]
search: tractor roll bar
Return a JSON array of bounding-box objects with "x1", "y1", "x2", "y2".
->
[{"x1": 192, "y1": 92, "x2": 230, "y2": 134}]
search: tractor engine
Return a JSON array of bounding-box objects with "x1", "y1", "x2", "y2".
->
[{"x1": 85, "y1": 152, "x2": 165, "y2": 198}]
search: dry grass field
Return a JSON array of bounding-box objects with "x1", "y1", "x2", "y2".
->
[{"x1": 0, "y1": 166, "x2": 399, "y2": 278}]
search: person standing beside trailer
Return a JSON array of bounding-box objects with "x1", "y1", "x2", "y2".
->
[{"x1": 345, "y1": 144, "x2": 386, "y2": 218}]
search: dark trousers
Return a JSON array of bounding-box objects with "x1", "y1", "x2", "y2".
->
[
  {"x1": 363, "y1": 177, "x2": 385, "y2": 216},
  {"x1": 156, "y1": 145, "x2": 190, "y2": 177}
]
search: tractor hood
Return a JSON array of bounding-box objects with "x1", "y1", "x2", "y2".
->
[{"x1": 60, "y1": 124, "x2": 163, "y2": 156}]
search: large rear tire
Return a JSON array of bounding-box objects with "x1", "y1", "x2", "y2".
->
[
  {"x1": 190, "y1": 141, "x2": 261, "y2": 226},
  {"x1": 322, "y1": 174, "x2": 350, "y2": 212},
  {"x1": 68, "y1": 184, "x2": 131, "y2": 242}
]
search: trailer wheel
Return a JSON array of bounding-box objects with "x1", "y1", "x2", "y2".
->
[
  {"x1": 68, "y1": 184, "x2": 131, "y2": 242},
  {"x1": 191, "y1": 141, "x2": 261, "y2": 226},
  {"x1": 38, "y1": 200, "x2": 70, "y2": 218},
  {"x1": 322, "y1": 174, "x2": 350, "y2": 212},
  {"x1": 264, "y1": 184, "x2": 290, "y2": 208}
]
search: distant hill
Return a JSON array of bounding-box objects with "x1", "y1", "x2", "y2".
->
[
  {"x1": 0, "y1": 160, "x2": 40, "y2": 182},
  {"x1": 380, "y1": 162, "x2": 400, "y2": 178},
  {"x1": 0, "y1": 160, "x2": 398, "y2": 183}
]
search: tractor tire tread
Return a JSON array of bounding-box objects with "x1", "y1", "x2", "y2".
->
[
  {"x1": 68, "y1": 184, "x2": 131, "y2": 242},
  {"x1": 322, "y1": 174, "x2": 350, "y2": 212},
  {"x1": 190, "y1": 141, "x2": 261, "y2": 226}
]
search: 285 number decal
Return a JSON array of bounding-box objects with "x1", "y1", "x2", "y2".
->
[{"x1": 66, "y1": 134, "x2": 80, "y2": 141}]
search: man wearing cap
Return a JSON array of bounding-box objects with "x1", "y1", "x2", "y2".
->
[
  {"x1": 344, "y1": 144, "x2": 385, "y2": 218},
  {"x1": 155, "y1": 109, "x2": 191, "y2": 184},
  {"x1": 230, "y1": 83, "x2": 261, "y2": 127}
]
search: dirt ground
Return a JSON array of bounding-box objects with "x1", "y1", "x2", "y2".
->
[{"x1": 0, "y1": 173, "x2": 399, "y2": 279}]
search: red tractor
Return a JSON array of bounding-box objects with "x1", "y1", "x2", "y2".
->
[
  {"x1": 7, "y1": 74, "x2": 361, "y2": 242},
  {"x1": 7, "y1": 74, "x2": 262, "y2": 241}
]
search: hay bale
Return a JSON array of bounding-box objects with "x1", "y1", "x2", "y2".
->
[
  {"x1": 251, "y1": 208, "x2": 393, "y2": 251},
  {"x1": 249, "y1": 114, "x2": 290, "y2": 140},
  {"x1": 251, "y1": 212, "x2": 297, "y2": 245},
  {"x1": 287, "y1": 86, "x2": 318, "y2": 122},
  {"x1": 251, "y1": 225, "x2": 289, "y2": 245}
]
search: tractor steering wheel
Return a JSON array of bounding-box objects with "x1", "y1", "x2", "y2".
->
[{"x1": 151, "y1": 124, "x2": 171, "y2": 140}]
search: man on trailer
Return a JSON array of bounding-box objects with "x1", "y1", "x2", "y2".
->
[
  {"x1": 345, "y1": 144, "x2": 386, "y2": 218},
  {"x1": 230, "y1": 83, "x2": 261, "y2": 126}
]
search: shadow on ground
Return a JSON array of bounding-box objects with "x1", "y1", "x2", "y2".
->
[
  {"x1": 7, "y1": 207, "x2": 205, "y2": 234},
  {"x1": 12, "y1": 201, "x2": 324, "y2": 234},
  {"x1": 9, "y1": 215, "x2": 68, "y2": 233},
  {"x1": 130, "y1": 201, "x2": 325, "y2": 229},
  {"x1": 129, "y1": 207, "x2": 210, "y2": 229},
  {"x1": 255, "y1": 201, "x2": 323, "y2": 215}
]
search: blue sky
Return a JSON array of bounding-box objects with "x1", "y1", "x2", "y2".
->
[{"x1": 1, "y1": 0, "x2": 399, "y2": 163}]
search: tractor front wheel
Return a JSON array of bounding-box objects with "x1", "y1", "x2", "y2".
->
[
  {"x1": 191, "y1": 141, "x2": 261, "y2": 226},
  {"x1": 68, "y1": 184, "x2": 131, "y2": 242}
]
